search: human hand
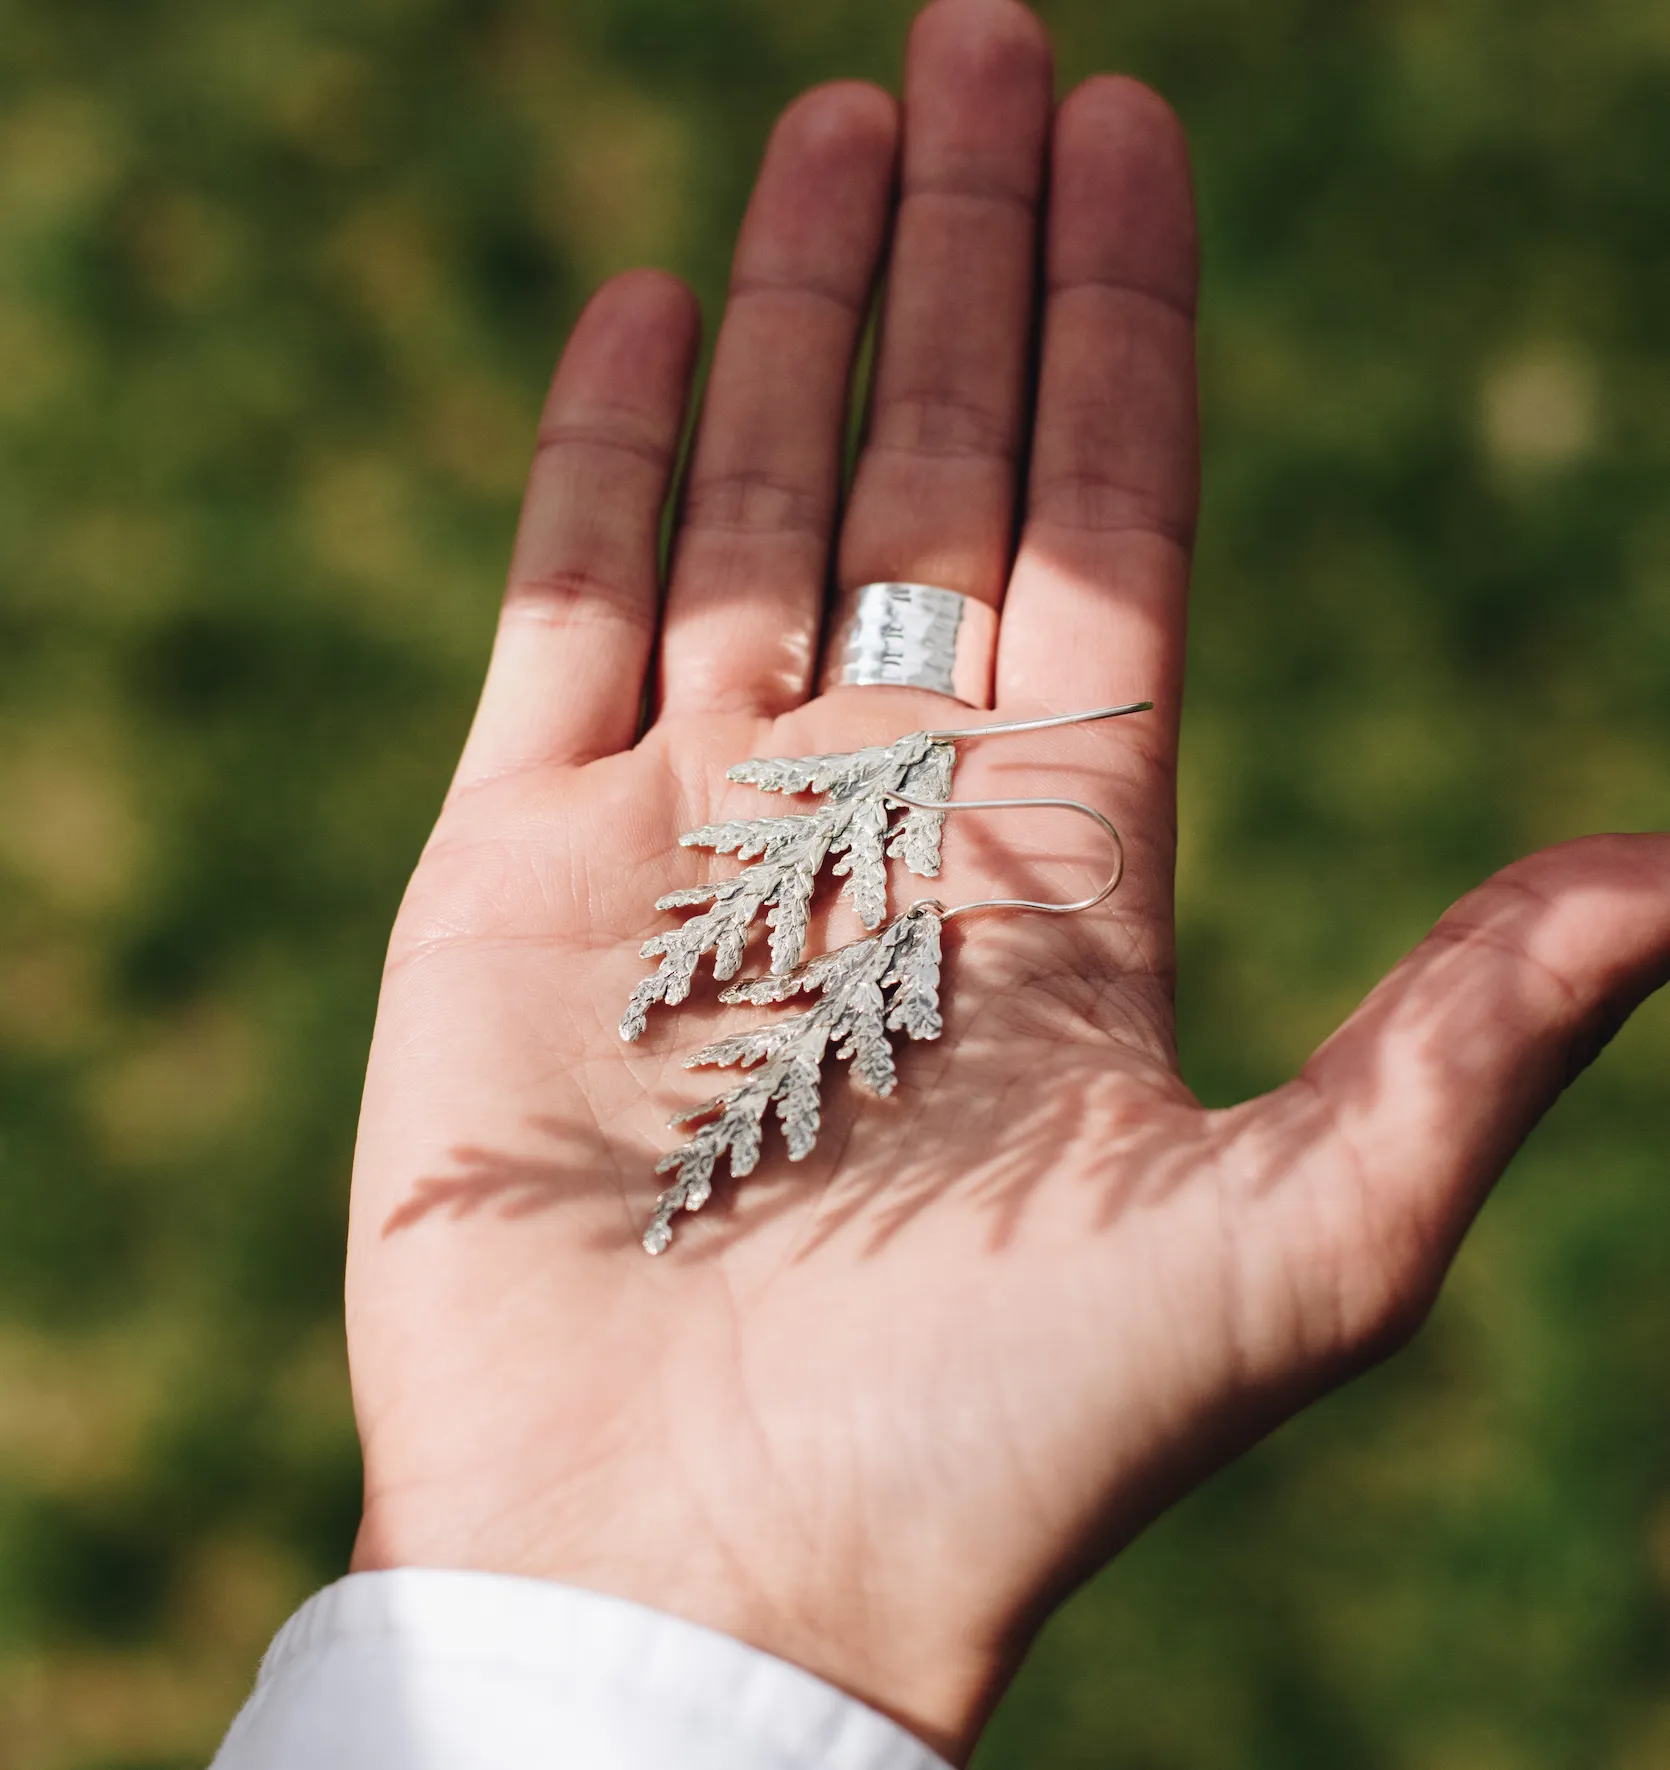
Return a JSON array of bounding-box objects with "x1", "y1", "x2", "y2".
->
[{"x1": 343, "y1": 1, "x2": 1670, "y2": 1759}]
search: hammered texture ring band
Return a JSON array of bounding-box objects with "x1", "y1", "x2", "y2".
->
[{"x1": 838, "y1": 581, "x2": 998, "y2": 704}]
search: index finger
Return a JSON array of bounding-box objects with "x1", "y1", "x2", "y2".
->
[{"x1": 996, "y1": 77, "x2": 1199, "y2": 737}]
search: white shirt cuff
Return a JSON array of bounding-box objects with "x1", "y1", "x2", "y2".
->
[{"x1": 211, "y1": 1568, "x2": 955, "y2": 1770}]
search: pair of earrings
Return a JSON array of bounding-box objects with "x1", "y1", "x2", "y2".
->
[{"x1": 620, "y1": 700, "x2": 1152, "y2": 1253}]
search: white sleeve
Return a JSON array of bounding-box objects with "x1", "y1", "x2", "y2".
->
[{"x1": 210, "y1": 1568, "x2": 955, "y2": 1770}]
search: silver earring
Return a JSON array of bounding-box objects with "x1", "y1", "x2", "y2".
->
[
  {"x1": 637, "y1": 778, "x2": 1136, "y2": 1256},
  {"x1": 619, "y1": 700, "x2": 1152, "y2": 1042}
]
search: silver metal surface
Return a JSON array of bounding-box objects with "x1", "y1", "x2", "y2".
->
[
  {"x1": 630, "y1": 699, "x2": 1157, "y2": 1252},
  {"x1": 643, "y1": 904, "x2": 944, "y2": 1254},
  {"x1": 839, "y1": 581, "x2": 979, "y2": 697},
  {"x1": 923, "y1": 699, "x2": 1154, "y2": 742},
  {"x1": 619, "y1": 731, "x2": 956, "y2": 1041},
  {"x1": 885, "y1": 791, "x2": 1126, "y2": 920}
]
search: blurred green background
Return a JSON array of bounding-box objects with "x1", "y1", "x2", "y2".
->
[{"x1": 1, "y1": 0, "x2": 1668, "y2": 1764}]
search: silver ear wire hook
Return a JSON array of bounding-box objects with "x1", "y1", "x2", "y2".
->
[
  {"x1": 631, "y1": 695, "x2": 1157, "y2": 1250},
  {"x1": 883, "y1": 791, "x2": 1126, "y2": 920},
  {"x1": 920, "y1": 698, "x2": 1154, "y2": 743}
]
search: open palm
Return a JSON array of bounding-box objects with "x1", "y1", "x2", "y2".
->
[{"x1": 344, "y1": 4, "x2": 1670, "y2": 1760}]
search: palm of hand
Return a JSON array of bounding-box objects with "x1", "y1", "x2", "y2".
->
[
  {"x1": 350, "y1": 692, "x2": 1372, "y2": 1752},
  {"x1": 343, "y1": 4, "x2": 1670, "y2": 1761}
]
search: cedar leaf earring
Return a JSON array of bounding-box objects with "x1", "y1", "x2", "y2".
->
[
  {"x1": 641, "y1": 903, "x2": 944, "y2": 1255},
  {"x1": 640, "y1": 781, "x2": 1133, "y2": 1254},
  {"x1": 619, "y1": 700, "x2": 1151, "y2": 1041},
  {"x1": 619, "y1": 732, "x2": 955, "y2": 1040}
]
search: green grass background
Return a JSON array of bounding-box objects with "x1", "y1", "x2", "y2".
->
[{"x1": 1, "y1": 0, "x2": 1668, "y2": 1764}]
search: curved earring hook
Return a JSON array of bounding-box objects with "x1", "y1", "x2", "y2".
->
[
  {"x1": 884, "y1": 791, "x2": 1126, "y2": 921},
  {"x1": 920, "y1": 698, "x2": 1153, "y2": 744}
]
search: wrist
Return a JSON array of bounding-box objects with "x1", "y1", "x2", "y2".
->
[{"x1": 351, "y1": 1497, "x2": 1004, "y2": 1765}]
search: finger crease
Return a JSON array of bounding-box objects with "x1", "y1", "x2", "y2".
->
[
  {"x1": 1048, "y1": 271, "x2": 1197, "y2": 325},
  {"x1": 682, "y1": 470, "x2": 830, "y2": 538},
  {"x1": 1029, "y1": 487, "x2": 1196, "y2": 552},
  {"x1": 902, "y1": 175, "x2": 1037, "y2": 217},
  {"x1": 533, "y1": 423, "x2": 671, "y2": 474},
  {"x1": 728, "y1": 274, "x2": 868, "y2": 322},
  {"x1": 503, "y1": 568, "x2": 653, "y2": 632},
  {"x1": 870, "y1": 390, "x2": 1016, "y2": 461},
  {"x1": 1422, "y1": 918, "x2": 1584, "y2": 1016}
]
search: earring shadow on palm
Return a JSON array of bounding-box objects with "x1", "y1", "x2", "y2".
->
[{"x1": 342, "y1": 2, "x2": 1670, "y2": 1761}]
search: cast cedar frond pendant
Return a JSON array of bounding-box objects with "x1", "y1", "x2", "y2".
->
[
  {"x1": 641, "y1": 903, "x2": 944, "y2": 1255},
  {"x1": 619, "y1": 705, "x2": 1150, "y2": 1253},
  {"x1": 618, "y1": 734, "x2": 955, "y2": 1042}
]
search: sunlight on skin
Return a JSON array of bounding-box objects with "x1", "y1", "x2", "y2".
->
[{"x1": 344, "y1": 3, "x2": 1670, "y2": 1762}]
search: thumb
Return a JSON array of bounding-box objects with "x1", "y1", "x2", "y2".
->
[{"x1": 1244, "y1": 834, "x2": 1670, "y2": 1345}]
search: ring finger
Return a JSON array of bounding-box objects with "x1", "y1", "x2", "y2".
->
[{"x1": 825, "y1": 0, "x2": 1054, "y2": 702}]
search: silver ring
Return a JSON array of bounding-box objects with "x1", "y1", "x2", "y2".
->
[{"x1": 837, "y1": 581, "x2": 997, "y2": 702}]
